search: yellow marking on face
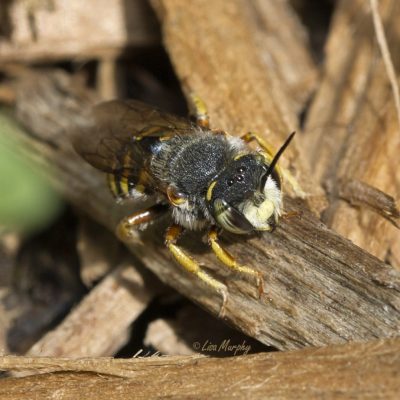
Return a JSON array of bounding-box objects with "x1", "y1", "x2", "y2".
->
[
  {"x1": 206, "y1": 181, "x2": 217, "y2": 201},
  {"x1": 243, "y1": 199, "x2": 275, "y2": 230}
]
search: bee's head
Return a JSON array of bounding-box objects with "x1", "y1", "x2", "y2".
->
[{"x1": 206, "y1": 133, "x2": 295, "y2": 234}]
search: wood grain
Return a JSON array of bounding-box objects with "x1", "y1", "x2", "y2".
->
[
  {"x1": 303, "y1": 0, "x2": 400, "y2": 262},
  {"x1": 1, "y1": 338, "x2": 400, "y2": 399}
]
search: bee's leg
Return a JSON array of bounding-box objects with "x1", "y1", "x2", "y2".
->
[
  {"x1": 188, "y1": 93, "x2": 210, "y2": 128},
  {"x1": 241, "y1": 131, "x2": 305, "y2": 197},
  {"x1": 207, "y1": 228, "x2": 264, "y2": 298},
  {"x1": 165, "y1": 224, "x2": 228, "y2": 317},
  {"x1": 282, "y1": 210, "x2": 302, "y2": 220},
  {"x1": 241, "y1": 132, "x2": 276, "y2": 158},
  {"x1": 116, "y1": 204, "x2": 167, "y2": 242}
]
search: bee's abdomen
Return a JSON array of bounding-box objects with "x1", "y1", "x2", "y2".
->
[
  {"x1": 106, "y1": 172, "x2": 148, "y2": 200},
  {"x1": 107, "y1": 173, "x2": 128, "y2": 199}
]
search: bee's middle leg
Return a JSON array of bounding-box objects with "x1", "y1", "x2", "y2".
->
[
  {"x1": 165, "y1": 224, "x2": 228, "y2": 317},
  {"x1": 116, "y1": 204, "x2": 167, "y2": 242},
  {"x1": 208, "y1": 228, "x2": 264, "y2": 298}
]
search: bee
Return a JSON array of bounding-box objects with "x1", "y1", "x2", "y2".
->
[{"x1": 72, "y1": 96, "x2": 295, "y2": 316}]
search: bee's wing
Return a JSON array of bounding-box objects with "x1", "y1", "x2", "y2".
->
[{"x1": 71, "y1": 99, "x2": 196, "y2": 174}]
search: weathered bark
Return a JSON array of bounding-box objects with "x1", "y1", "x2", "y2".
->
[
  {"x1": 303, "y1": 0, "x2": 400, "y2": 263},
  {"x1": 1, "y1": 338, "x2": 400, "y2": 399},
  {"x1": 10, "y1": 69, "x2": 400, "y2": 351}
]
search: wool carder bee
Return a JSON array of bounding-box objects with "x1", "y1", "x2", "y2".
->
[{"x1": 72, "y1": 96, "x2": 295, "y2": 316}]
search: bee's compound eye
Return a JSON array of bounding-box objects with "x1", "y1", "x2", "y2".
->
[{"x1": 167, "y1": 185, "x2": 187, "y2": 206}]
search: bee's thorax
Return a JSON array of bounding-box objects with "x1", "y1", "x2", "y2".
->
[{"x1": 150, "y1": 131, "x2": 246, "y2": 229}]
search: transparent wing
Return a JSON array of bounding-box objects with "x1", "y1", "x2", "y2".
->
[{"x1": 70, "y1": 99, "x2": 197, "y2": 174}]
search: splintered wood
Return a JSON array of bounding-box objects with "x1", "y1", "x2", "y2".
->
[{"x1": 304, "y1": 0, "x2": 400, "y2": 263}]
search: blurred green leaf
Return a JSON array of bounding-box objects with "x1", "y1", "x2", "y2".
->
[{"x1": 0, "y1": 110, "x2": 63, "y2": 233}]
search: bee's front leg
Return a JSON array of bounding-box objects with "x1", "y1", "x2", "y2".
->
[
  {"x1": 208, "y1": 228, "x2": 264, "y2": 298},
  {"x1": 116, "y1": 204, "x2": 167, "y2": 242},
  {"x1": 165, "y1": 224, "x2": 228, "y2": 317}
]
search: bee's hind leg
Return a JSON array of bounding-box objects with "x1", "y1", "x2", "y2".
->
[
  {"x1": 208, "y1": 228, "x2": 264, "y2": 298},
  {"x1": 116, "y1": 204, "x2": 167, "y2": 242},
  {"x1": 165, "y1": 224, "x2": 228, "y2": 317}
]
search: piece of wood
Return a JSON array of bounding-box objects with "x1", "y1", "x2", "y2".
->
[
  {"x1": 26, "y1": 260, "x2": 162, "y2": 358},
  {"x1": 10, "y1": 69, "x2": 400, "y2": 351},
  {"x1": 1, "y1": 338, "x2": 400, "y2": 399},
  {"x1": 241, "y1": 0, "x2": 318, "y2": 114},
  {"x1": 0, "y1": 0, "x2": 159, "y2": 63},
  {"x1": 303, "y1": 0, "x2": 400, "y2": 263}
]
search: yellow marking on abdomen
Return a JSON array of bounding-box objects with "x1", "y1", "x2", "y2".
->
[
  {"x1": 119, "y1": 176, "x2": 130, "y2": 196},
  {"x1": 107, "y1": 174, "x2": 119, "y2": 198}
]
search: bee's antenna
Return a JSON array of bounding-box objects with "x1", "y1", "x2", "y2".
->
[{"x1": 264, "y1": 131, "x2": 296, "y2": 178}]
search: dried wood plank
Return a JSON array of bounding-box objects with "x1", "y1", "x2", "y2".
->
[
  {"x1": 303, "y1": 0, "x2": 400, "y2": 263},
  {"x1": 11, "y1": 69, "x2": 400, "y2": 351},
  {"x1": 0, "y1": 0, "x2": 159, "y2": 63},
  {"x1": 26, "y1": 261, "x2": 162, "y2": 358},
  {"x1": 1, "y1": 338, "x2": 400, "y2": 399}
]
